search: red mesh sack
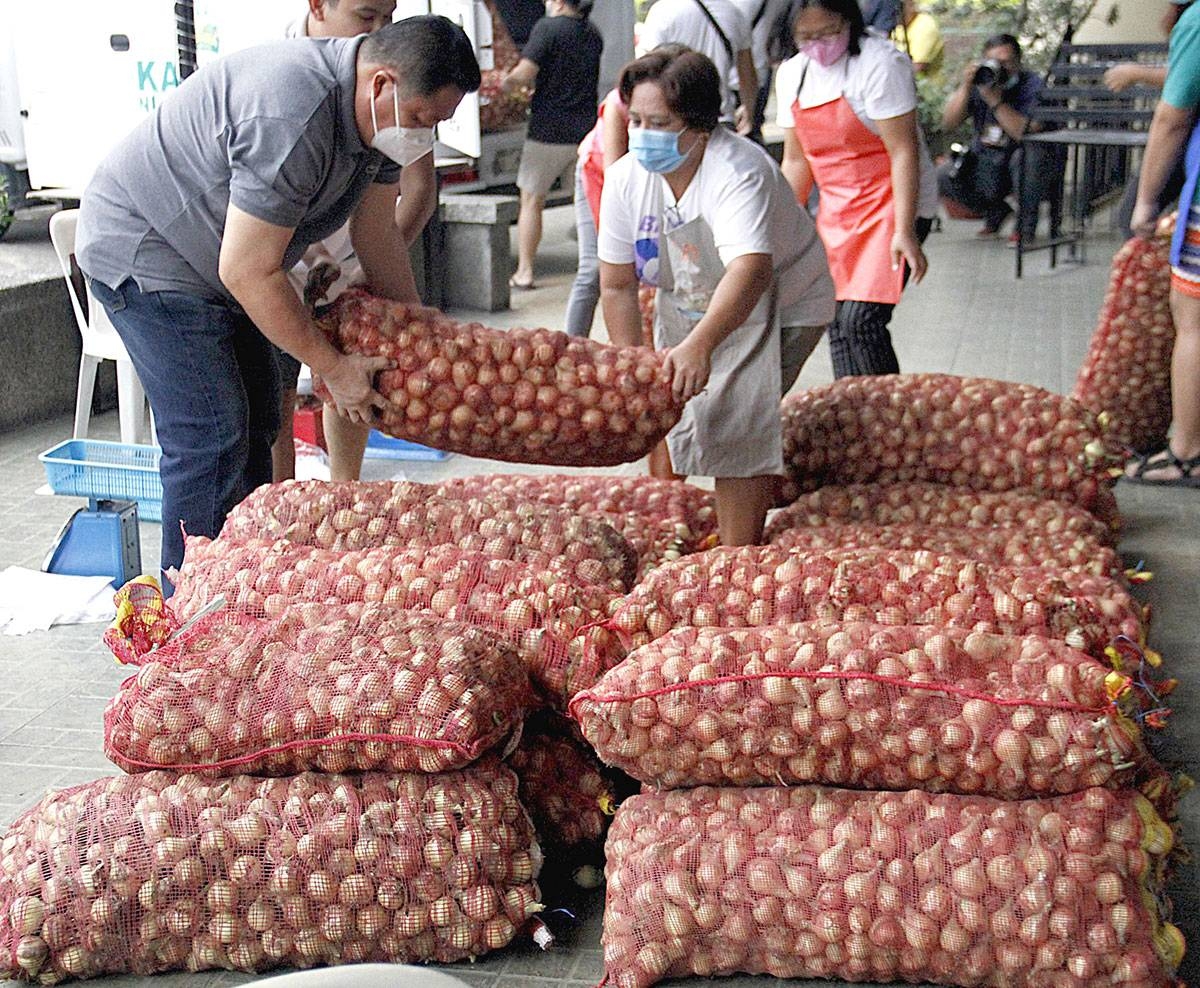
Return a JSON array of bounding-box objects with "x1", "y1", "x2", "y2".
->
[
  {"x1": 1073, "y1": 237, "x2": 1174, "y2": 454},
  {"x1": 765, "y1": 482, "x2": 1118, "y2": 547},
  {"x1": 171, "y1": 537, "x2": 624, "y2": 709},
  {"x1": 607, "y1": 546, "x2": 1146, "y2": 658},
  {"x1": 601, "y1": 784, "x2": 1183, "y2": 988},
  {"x1": 770, "y1": 521, "x2": 1124, "y2": 579},
  {"x1": 436, "y1": 474, "x2": 718, "y2": 577},
  {"x1": 572, "y1": 621, "x2": 1163, "y2": 798},
  {"x1": 508, "y1": 713, "x2": 616, "y2": 854},
  {"x1": 221, "y1": 479, "x2": 637, "y2": 592},
  {"x1": 780, "y1": 375, "x2": 1122, "y2": 523},
  {"x1": 313, "y1": 289, "x2": 684, "y2": 466},
  {"x1": 103, "y1": 601, "x2": 528, "y2": 777},
  {"x1": 0, "y1": 759, "x2": 542, "y2": 983}
]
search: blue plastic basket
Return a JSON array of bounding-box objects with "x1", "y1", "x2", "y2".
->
[
  {"x1": 363, "y1": 430, "x2": 451, "y2": 462},
  {"x1": 39, "y1": 439, "x2": 163, "y2": 523}
]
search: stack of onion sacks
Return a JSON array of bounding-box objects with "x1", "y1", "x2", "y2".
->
[{"x1": 314, "y1": 289, "x2": 684, "y2": 466}]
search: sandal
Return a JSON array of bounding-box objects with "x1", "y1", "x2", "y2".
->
[
  {"x1": 509, "y1": 276, "x2": 536, "y2": 291},
  {"x1": 1123, "y1": 447, "x2": 1200, "y2": 488}
]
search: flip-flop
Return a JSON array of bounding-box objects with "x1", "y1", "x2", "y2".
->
[
  {"x1": 509, "y1": 276, "x2": 536, "y2": 291},
  {"x1": 1123, "y1": 447, "x2": 1200, "y2": 488}
]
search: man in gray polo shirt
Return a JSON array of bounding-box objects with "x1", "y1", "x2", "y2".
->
[{"x1": 76, "y1": 15, "x2": 479, "y2": 585}]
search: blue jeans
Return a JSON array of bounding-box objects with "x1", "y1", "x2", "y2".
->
[
  {"x1": 87, "y1": 278, "x2": 281, "y2": 583},
  {"x1": 564, "y1": 161, "x2": 600, "y2": 338}
]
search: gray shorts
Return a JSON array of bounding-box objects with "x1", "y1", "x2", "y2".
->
[
  {"x1": 516, "y1": 139, "x2": 579, "y2": 197},
  {"x1": 781, "y1": 324, "x2": 825, "y2": 395}
]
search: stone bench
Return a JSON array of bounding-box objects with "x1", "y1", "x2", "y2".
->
[{"x1": 438, "y1": 192, "x2": 521, "y2": 313}]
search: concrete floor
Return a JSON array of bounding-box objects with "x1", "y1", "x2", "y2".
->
[{"x1": 0, "y1": 204, "x2": 1197, "y2": 987}]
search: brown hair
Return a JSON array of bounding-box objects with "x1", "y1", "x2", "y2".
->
[{"x1": 617, "y1": 47, "x2": 721, "y2": 132}]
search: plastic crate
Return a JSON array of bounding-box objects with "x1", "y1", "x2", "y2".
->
[
  {"x1": 363, "y1": 430, "x2": 451, "y2": 461},
  {"x1": 39, "y1": 439, "x2": 163, "y2": 523}
]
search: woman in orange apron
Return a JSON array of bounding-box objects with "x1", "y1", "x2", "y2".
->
[{"x1": 777, "y1": 0, "x2": 937, "y2": 377}]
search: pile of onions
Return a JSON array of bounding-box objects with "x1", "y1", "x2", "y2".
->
[
  {"x1": 780, "y1": 374, "x2": 1121, "y2": 524},
  {"x1": 169, "y1": 538, "x2": 624, "y2": 709},
  {"x1": 0, "y1": 759, "x2": 542, "y2": 983},
  {"x1": 1073, "y1": 237, "x2": 1174, "y2": 454},
  {"x1": 103, "y1": 602, "x2": 529, "y2": 777},
  {"x1": 765, "y1": 482, "x2": 1118, "y2": 547},
  {"x1": 477, "y1": 71, "x2": 530, "y2": 132},
  {"x1": 314, "y1": 289, "x2": 684, "y2": 467},
  {"x1": 572, "y1": 622, "x2": 1150, "y2": 798},
  {"x1": 221, "y1": 479, "x2": 637, "y2": 592},
  {"x1": 508, "y1": 713, "x2": 616, "y2": 854},
  {"x1": 602, "y1": 784, "x2": 1182, "y2": 988},
  {"x1": 769, "y1": 521, "x2": 1123, "y2": 579},
  {"x1": 607, "y1": 546, "x2": 1145, "y2": 658},
  {"x1": 436, "y1": 474, "x2": 718, "y2": 577}
]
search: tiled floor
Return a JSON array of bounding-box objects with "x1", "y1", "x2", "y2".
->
[{"x1": 0, "y1": 208, "x2": 1198, "y2": 987}]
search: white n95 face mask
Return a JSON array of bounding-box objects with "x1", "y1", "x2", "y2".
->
[{"x1": 370, "y1": 82, "x2": 434, "y2": 167}]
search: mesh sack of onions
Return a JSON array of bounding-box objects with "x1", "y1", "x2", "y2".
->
[
  {"x1": 607, "y1": 546, "x2": 1146, "y2": 658},
  {"x1": 0, "y1": 758, "x2": 542, "y2": 983},
  {"x1": 221, "y1": 479, "x2": 637, "y2": 592},
  {"x1": 436, "y1": 474, "x2": 718, "y2": 577},
  {"x1": 1072, "y1": 237, "x2": 1174, "y2": 454},
  {"x1": 770, "y1": 521, "x2": 1124, "y2": 579},
  {"x1": 780, "y1": 374, "x2": 1121, "y2": 523},
  {"x1": 601, "y1": 784, "x2": 1183, "y2": 988},
  {"x1": 170, "y1": 537, "x2": 624, "y2": 709},
  {"x1": 766, "y1": 481, "x2": 1118, "y2": 547},
  {"x1": 313, "y1": 289, "x2": 684, "y2": 466},
  {"x1": 477, "y1": 70, "x2": 530, "y2": 132},
  {"x1": 572, "y1": 621, "x2": 1163, "y2": 798},
  {"x1": 103, "y1": 601, "x2": 529, "y2": 777}
]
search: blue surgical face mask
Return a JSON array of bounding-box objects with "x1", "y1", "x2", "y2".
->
[{"x1": 629, "y1": 127, "x2": 692, "y2": 174}]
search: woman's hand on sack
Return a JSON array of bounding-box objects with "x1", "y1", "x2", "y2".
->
[
  {"x1": 664, "y1": 336, "x2": 712, "y2": 402},
  {"x1": 891, "y1": 229, "x2": 928, "y2": 284},
  {"x1": 321, "y1": 353, "x2": 392, "y2": 425}
]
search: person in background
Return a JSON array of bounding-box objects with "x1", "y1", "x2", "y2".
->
[
  {"x1": 937, "y1": 33, "x2": 1062, "y2": 243},
  {"x1": 1104, "y1": 0, "x2": 1190, "y2": 93},
  {"x1": 272, "y1": 0, "x2": 444, "y2": 484},
  {"x1": 638, "y1": 0, "x2": 758, "y2": 135},
  {"x1": 1125, "y1": 0, "x2": 1200, "y2": 487},
  {"x1": 777, "y1": 0, "x2": 935, "y2": 378},
  {"x1": 76, "y1": 17, "x2": 479, "y2": 584},
  {"x1": 600, "y1": 48, "x2": 835, "y2": 545},
  {"x1": 504, "y1": 0, "x2": 603, "y2": 291},
  {"x1": 890, "y1": 0, "x2": 942, "y2": 81},
  {"x1": 860, "y1": 0, "x2": 899, "y2": 34},
  {"x1": 728, "y1": 0, "x2": 791, "y2": 140}
]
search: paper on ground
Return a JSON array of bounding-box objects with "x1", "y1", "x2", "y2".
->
[{"x1": 0, "y1": 567, "x2": 116, "y2": 635}]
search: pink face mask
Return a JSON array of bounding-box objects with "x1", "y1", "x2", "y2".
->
[{"x1": 802, "y1": 29, "x2": 850, "y2": 67}]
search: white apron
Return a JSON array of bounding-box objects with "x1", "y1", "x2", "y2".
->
[{"x1": 655, "y1": 213, "x2": 784, "y2": 478}]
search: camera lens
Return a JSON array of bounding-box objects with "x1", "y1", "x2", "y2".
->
[{"x1": 973, "y1": 64, "x2": 997, "y2": 86}]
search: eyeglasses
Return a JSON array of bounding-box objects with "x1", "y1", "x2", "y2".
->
[{"x1": 793, "y1": 21, "x2": 846, "y2": 43}]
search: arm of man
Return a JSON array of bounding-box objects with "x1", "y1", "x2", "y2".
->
[
  {"x1": 350, "y1": 179, "x2": 420, "y2": 303},
  {"x1": 1105, "y1": 63, "x2": 1167, "y2": 93},
  {"x1": 942, "y1": 61, "x2": 975, "y2": 130},
  {"x1": 981, "y1": 87, "x2": 1036, "y2": 139},
  {"x1": 600, "y1": 261, "x2": 643, "y2": 347},
  {"x1": 781, "y1": 129, "x2": 815, "y2": 204},
  {"x1": 735, "y1": 48, "x2": 759, "y2": 134},
  {"x1": 1133, "y1": 101, "x2": 1196, "y2": 237},
  {"x1": 877, "y1": 110, "x2": 927, "y2": 283},
  {"x1": 503, "y1": 57, "x2": 540, "y2": 92},
  {"x1": 219, "y1": 206, "x2": 388, "y2": 422},
  {"x1": 664, "y1": 253, "x2": 773, "y2": 401},
  {"x1": 395, "y1": 154, "x2": 437, "y2": 247}
]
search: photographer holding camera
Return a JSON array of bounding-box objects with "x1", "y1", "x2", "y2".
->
[{"x1": 938, "y1": 33, "x2": 1064, "y2": 242}]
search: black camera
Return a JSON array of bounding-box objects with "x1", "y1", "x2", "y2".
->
[{"x1": 973, "y1": 58, "x2": 1010, "y2": 88}]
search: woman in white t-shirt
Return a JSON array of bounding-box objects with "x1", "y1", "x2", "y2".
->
[
  {"x1": 599, "y1": 48, "x2": 835, "y2": 545},
  {"x1": 776, "y1": 0, "x2": 937, "y2": 378}
]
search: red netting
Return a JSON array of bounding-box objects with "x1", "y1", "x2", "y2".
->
[
  {"x1": 435, "y1": 474, "x2": 718, "y2": 577},
  {"x1": 313, "y1": 289, "x2": 684, "y2": 466},
  {"x1": 508, "y1": 713, "x2": 616, "y2": 854},
  {"x1": 572, "y1": 622, "x2": 1164, "y2": 798},
  {"x1": 0, "y1": 759, "x2": 542, "y2": 983},
  {"x1": 765, "y1": 482, "x2": 1118, "y2": 547},
  {"x1": 780, "y1": 375, "x2": 1122, "y2": 523},
  {"x1": 170, "y1": 537, "x2": 624, "y2": 709},
  {"x1": 607, "y1": 546, "x2": 1146, "y2": 659},
  {"x1": 769, "y1": 521, "x2": 1124, "y2": 579},
  {"x1": 1073, "y1": 237, "x2": 1174, "y2": 454},
  {"x1": 102, "y1": 601, "x2": 529, "y2": 777},
  {"x1": 221, "y1": 479, "x2": 637, "y2": 592},
  {"x1": 602, "y1": 785, "x2": 1182, "y2": 988}
]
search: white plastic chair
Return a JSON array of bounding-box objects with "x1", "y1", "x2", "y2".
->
[{"x1": 48, "y1": 209, "x2": 154, "y2": 444}]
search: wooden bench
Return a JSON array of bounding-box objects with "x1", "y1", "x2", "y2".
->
[{"x1": 1015, "y1": 39, "x2": 1167, "y2": 277}]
